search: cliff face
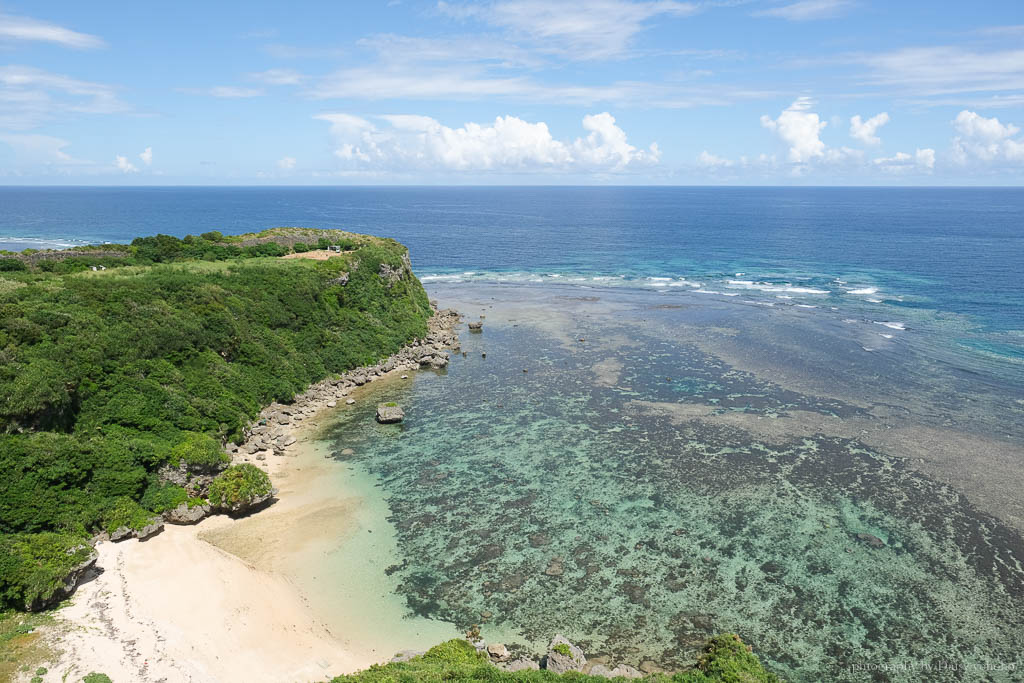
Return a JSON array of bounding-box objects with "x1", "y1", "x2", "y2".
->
[{"x1": 0, "y1": 229, "x2": 432, "y2": 610}]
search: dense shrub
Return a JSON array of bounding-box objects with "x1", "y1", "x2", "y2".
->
[
  {"x1": 0, "y1": 259, "x2": 26, "y2": 272},
  {"x1": 0, "y1": 532, "x2": 92, "y2": 611},
  {"x1": 293, "y1": 242, "x2": 310, "y2": 253},
  {"x1": 139, "y1": 481, "x2": 189, "y2": 514},
  {"x1": 101, "y1": 497, "x2": 155, "y2": 534},
  {"x1": 169, "y1": 432, "x2": 230, "y2": 469},
  {"x1": 208, "y1": 464, "x2": 273, "y2": 508}
]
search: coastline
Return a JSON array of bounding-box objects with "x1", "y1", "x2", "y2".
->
[{"x1": 39, "y1": 307, "x2": 464, "y2": 683}]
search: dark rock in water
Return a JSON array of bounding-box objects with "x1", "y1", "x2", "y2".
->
[
  {"x1": 544, "y1": 556, "x2": 565, "y2": 576},
  {"x1": 529, "y1": 532, "x2": 551, "y2": 547},
  {"x1": 544, "y1": 635, "x2": 586, "y2": 673},
  {"x1": 468, "y1": 321, "x2": 483, "y2": 332},
  {"x1": 376, "y1": 403, "x2": 405, "y2": 424},
  {"x1": 164, "y1": 502, "x2": 211, "y2": 525},
  {"x1": 502, "y1": 658, "x2": 540, "y2": 672},
  {"x1": 26, "y1": 545, "x2": 98, "y2": 611},
  {"x1": 857, "y1": 532, "x2": 885, "y2": 548}
]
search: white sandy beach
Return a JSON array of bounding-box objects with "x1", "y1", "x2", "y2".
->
[{"x1": 43, "y1": 374, "x2": 459, "y2": 683}]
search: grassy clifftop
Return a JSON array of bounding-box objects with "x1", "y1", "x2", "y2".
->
[{"x1": 0, "y1": 229, "x2": 432, "y2": 610}]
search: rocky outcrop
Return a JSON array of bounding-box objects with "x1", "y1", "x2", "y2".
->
[
  {"x1": 544, "y1": 636, "x2": 586, "y2": 674},
  {"x1": 163, "y1": 502, "x2": 212, "y2": 525},
  {"x1": 589, "y1": 663, "x2": 643, "y2": 678},
  {"x1": 468, "y1": 321, "x2": 483, "y2": 332},
  {"x1": 26, "y1": 546, "x2": 98, "y2": 611},
  {"x1": 215, "y1": 488, "x2": 277, "y2": 516},
  {"x1": 501, "y1": 658, "x2": 540, "y2": 672},
  {"x1": 110, "y1": 516, "x2": 165, "y2": 543},
  {"x1": 376, "y1": 403, "x2": 405, "y2": 424}
]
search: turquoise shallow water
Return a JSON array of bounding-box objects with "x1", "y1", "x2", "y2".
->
[{"x1": 320, "y1": 284, "x2": 1024, "y2": 683}]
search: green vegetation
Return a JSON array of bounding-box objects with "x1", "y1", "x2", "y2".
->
[
  {"x1": 328, "y1": 635, "x2": 781, "y2": 682},
  {"x1": 384, "y1": 401, "x2": 398, "y2": 407},
  {"x1": 169, "y1": 432, "x2": 230, "y2": 469},
  {"x1": 208, "y1": 464, "x2": 273, "y2": 509},
  {"x1": 0, "y1": 228, "x2": 433, "y2": 610},
  {"x1": 83, "y1": 674, "x2": 113, "y2": 683},
  {"x1": 552, "y1": 643, "x2": 571, "y2": 657},
  {"x1": 0, "y1": 533, "x2": 93, "y2": 611}
]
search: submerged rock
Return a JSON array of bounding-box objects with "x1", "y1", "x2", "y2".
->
[
  {"x1": 376, "y1": 403, "x2": 405, "y2": 424},
  {"x1": 544, "y1": 636, "x2": 586, "y2": 674},
  {"x1": 857, "y1": 532, "x2": 885, "y2": 548}
]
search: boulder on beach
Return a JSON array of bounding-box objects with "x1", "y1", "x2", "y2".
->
[
  {"x1": 376, "y1": 403, "x2": 405, "y2": 423},
  {"x1": 164, "y1": 502, "x2": 211, "y2": 525},
  {"x1": 502, "y1": 658, "x2": 540, "y2": 672}
]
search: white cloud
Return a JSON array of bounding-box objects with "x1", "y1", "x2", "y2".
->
[
  {"x1": 0, "y1": 13, "x2": 105, "y2": 49},
  {"x1": 849, "y1": 112, "x2": 889, "y2": 145},
  {"x1": 760, "y1": 97, "x2": 827, "y2": 163},
  {"x1": 858, "y1": 47, "x2": 1024, "y2": 98},
  {"x1": 697, "y1": 150, "x2": 734, "y2": 168},
  {"x1": 247, "y1": 69, "x2": 306, "y2": 86},
  {"x1": 115, "y1": 155, "x2": 138, "y2": 173},
  {"x1": 754, "y1": 0, "x2": 853, "y2": 20},
  {"x1": 277, "y1": 156, "x2": 297, "y2": 169},
  {"x1": 207, "y1": 86, "x2": 265, "y2": 98},
  {"x1": 315, "y1": 111, "x2": 658, "y2": 173},
  {"x1": 873, "y1": 148, "x2": 935, "y2": 173},
  {"x1": 951, "y1": 110, "x2": 1024, "y2": 164},
  {"x1": 139, "y1": 147, "x2": 152, "y2": 165},
  {"x1": 0, "y1": 65, "x2": 126, "y2": 129},
  {"x1": 0, "y1": 133, "x2": 78, "y2": 163},
  {"x1": 437, "y1": 0, "x2": 697, "y2": 60}
]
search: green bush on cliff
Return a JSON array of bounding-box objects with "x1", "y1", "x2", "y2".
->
[
  {"x1": 169, "y1": 432, "x2": 230, "y2": 469},
  {"x1": 139, "y1": 481, "x2": 189, "y2": 514},
  {"x1": 0, "y1": 533, "x2": 92, "y2": 611},
  {"x1": 102, "y1": 497, "x2": 155, "y2": 534},
  {"x1": 208, "y1": 464, "x2": 273, "y2": 509},
  {"x1": 327, "y1": 634, "x2": 781, "y2": 682},
  {"x1": 0, "y1": 229, "x2": 432, "y2": 609}
]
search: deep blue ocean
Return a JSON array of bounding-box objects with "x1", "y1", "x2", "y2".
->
[{"x1": 2, "y1": 186, "x2": 1022, "y2": 380}]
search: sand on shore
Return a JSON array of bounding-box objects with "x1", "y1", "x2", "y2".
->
[{"x1": 43, "y1": 374, "x2": 458, "y2": 683}]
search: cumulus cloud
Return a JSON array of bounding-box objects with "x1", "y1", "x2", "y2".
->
[
  {"x1": 849, "y1": 112, "x2": 889, "y2": 145},
  {"x1": 951, "y1": 110, "x2": 1024, "y2": 163},
  {"x1": 753, "y1": 0, "x2": 853, "y2": 21},
  {"x1": 0, "y1": 13, "x2": 105, "y2": 48},
  {"x1": 139, "y1": 147, "x2": 152, "y2": 165},
  {"x1": 115, "y1": 155, "x2": 138, "y2": 173},
  {"x1": 277, "y1": 156, "x2": 297, "y2": 169},
  {"x1": 873, "y1": 148, "x2": 935, "y2": 173},
  {"x1": 760, "y1": 97, "x2": 827, "y2": 163},
  {"x1": 315, "y1": 111, "x2": 658, "y2": 173}
]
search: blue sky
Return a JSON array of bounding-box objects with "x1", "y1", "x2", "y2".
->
[{"x1": 1, "y1": 0, "x2": 1023, "y2": 185}]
